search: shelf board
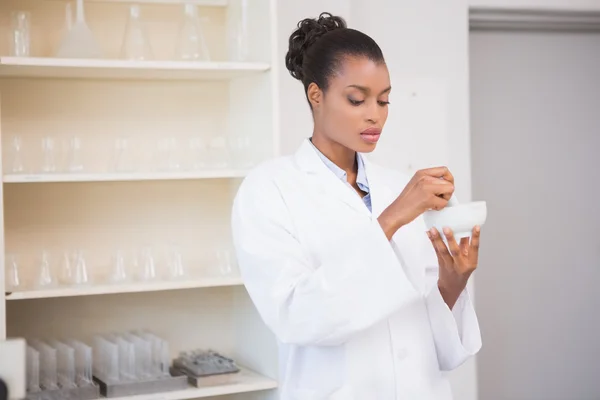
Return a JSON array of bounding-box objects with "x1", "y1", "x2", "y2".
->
[
  {"x1": 109, "y1": 367, "x2": 276, "y2": 400},
  {"x1": 41, "y1": 0, "x2": 227, "y2": 5},
  {"x1": 5, "y1": 275, "x2": 243, "y2": 300},
  {"x1": 3, "y1": 170, "x2": 248, "y2": 183},
  {"x1": 0, "y1": 57, "x2": 270, "y2": 81}
]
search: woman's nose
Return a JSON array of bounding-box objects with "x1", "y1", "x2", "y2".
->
[{"x1": 366, "y1": 102, "x2": 382, "y2": 124}]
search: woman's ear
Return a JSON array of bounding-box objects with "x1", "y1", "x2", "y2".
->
[{"x1": 307, "y1": 82, "x2": 322, "y2": 109}]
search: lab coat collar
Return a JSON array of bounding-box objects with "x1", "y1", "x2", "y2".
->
[{"x1": 294, "y1": 139, "x2": 377, "y2": 218}]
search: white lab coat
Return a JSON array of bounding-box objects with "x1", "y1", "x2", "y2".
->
[{"x1": 231, "y1": 139, "x2": 482, "y2": 400}]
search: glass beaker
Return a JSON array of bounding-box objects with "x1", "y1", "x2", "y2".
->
[{"x1": 10, "y1": 11, "x2": 31, "y2": 57}]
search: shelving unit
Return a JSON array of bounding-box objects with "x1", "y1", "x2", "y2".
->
[
  {"x1": 0, "y1": 0, "x2": 279, "y2": 399},
  {"x1": 108, "y1": 367, "x2": 277, "y2": 399},
  {"x1": 6, "y1": 275, "x2": 243, "y2": 300},
  {"x1": 0, "y1": 57, "x2": 271, "y2": 81},
  {"x1": 4, "y1": 170, "x2": 248, "y2": 183},
  {"x1": 42, "y1": 0, "x2": 229, "y2": 6}
]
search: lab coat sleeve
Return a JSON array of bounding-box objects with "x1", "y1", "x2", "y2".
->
[
  {"x1": 420, "y1": 236, "x2": 482, "y2": 371},
  {"x1": 231, "y1": 172, "x2": 418, "y2": 347}
]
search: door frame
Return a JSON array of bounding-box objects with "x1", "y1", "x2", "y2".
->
[{"x1": 469, "y1": 7, "x2": 600, "y2": 31}]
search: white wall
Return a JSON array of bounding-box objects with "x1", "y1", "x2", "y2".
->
[
  {"x1": 276, "y1": 2, "x2": 477, "y2": 400},
  {"x1": 469, "y1": 0, "x2": 600, "y2": 11},
  {"x1": 276, "y1": 0, "x2": 351, "y2": 155}
]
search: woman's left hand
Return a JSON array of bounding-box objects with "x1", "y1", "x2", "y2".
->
[{"x1": 427, "y1": 226, "x2": 481, "y2": 309}]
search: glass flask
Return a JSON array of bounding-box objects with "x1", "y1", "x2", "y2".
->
[
  {"x1": 10, "y1": 11, "x2": 31, "y2": 57},
  {"x1": 226, "y1": 0, "x2": 250, "y2": 61},
  {"x1": 121, "y1": 5, "x2": 153, "y2": 61},
  {"x1": 176, "y1": 4, "x2": 211, "y2": 61}
]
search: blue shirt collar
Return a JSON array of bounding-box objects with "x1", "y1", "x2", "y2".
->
[{"x1": 309, "y1": 140, "x2": 370, "y2": 193}]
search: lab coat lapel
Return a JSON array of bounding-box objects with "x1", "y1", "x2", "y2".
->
[
  {"x1": 361, "y1": 155, "x2": 427, "y2": 292},
  {"x1": 294, "y1": 140, "x2": 371, "y2": 217}
]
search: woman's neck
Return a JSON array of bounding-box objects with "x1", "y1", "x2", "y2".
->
[{"x1": 311, "y1": 133, "x2": 357, "y2": 174}]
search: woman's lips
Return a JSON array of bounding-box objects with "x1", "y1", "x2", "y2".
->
[{"x1": 361, "y1": 128, "x2": 381, "y2": 144}]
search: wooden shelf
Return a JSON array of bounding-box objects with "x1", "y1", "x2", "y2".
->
[
  {"x1": 0, "y1": 57, "x2": 270, "y2": 81},
  {"x1": 3, "y1": 170, "x2": 249, "y2": 183},
  {"x1": 0, "y1": 1, "x2": 278, "y2": 394},
  {"x1": 109, "y1": 367, "x2": 277, "y2": 400},
  {"x1": 6, "y1": 275, "x2": 243, "y2": 300}
]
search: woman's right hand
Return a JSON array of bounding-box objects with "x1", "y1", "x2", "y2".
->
[{"x1": 378, "y1": 167, "x2": 455, "y2": 240}]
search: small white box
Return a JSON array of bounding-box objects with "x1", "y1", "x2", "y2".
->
[{"x1": 0, "y1": 338, "x2": 26, "y2": 400}]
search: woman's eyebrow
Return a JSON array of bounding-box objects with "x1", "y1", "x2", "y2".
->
[{"x1": 345, "y1": 84, "x2": 392, "y2": 95}]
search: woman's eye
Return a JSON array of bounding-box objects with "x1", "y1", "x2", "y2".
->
[
  {"x1": 378, "y1": 100, "x2": 390, "y2": 106},
  {"x1": 348, "y1": 98, "x2": 364, "y2": 106}
]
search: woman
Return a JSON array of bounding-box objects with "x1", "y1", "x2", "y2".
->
[{"x1": 231, "y1": 12, "x2": 482, "y2": 400}]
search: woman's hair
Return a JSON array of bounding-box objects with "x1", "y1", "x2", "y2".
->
[{"x1": 285, "y1": 12, "x2": 385, "y2": 95}]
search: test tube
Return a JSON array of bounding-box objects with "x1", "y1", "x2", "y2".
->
[
  {"x1": 26, "y1": 345, "x2": 40, "y2": 393},
  {"x1": 67, "y1": 340, "x2": 93, "y2": 387},
  {"x1": 93, "y1": 335, "x2": 119, "y2": 383},
  {"x1": 124, "y1": 332, "x2": 152, "y2": 380},
  {"x1": 52, "y1": 341, "x2": 76, "y2": 389},
  {"x1": 30, "y1": 340, "x2": 58, "y2": 391}
]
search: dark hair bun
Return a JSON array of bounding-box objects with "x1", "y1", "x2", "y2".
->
[{"x1": 285, "y1": 12, "x2": 347, "y2": 82}]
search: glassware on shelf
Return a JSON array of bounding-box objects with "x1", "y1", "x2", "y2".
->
[
  {"x1": 67, "y1": 340, "x2": 93, "y2": 387},
  {"x1": 10, "y1": 11, "x2": 31, "y2": 57},
  {"x1": 26, "y1": 346, "x2": 41, "y2": 393},
  {"x1": 30, "y1": 340, "x2": 59, "y2": 391},
  {"x1": 226, "y1": 0, "x2": 250, "y2": 62},
  {"x1": 59, "y1": 250, "x2": 74, "y2": 285},
  {"x1": 36, "y1": 250, "x2": 56, "y2": 288},
  {"x1": 109, "y1": 250, "x2": 129, "y2": 283},
  {"x1": 52, "y1": 341, "x2": 77, "y2": 389},
  {"x1": 139, "y1": 247, "x2": 157, "y2": 281},
  {"x1": 121, "y1": 5, "x2": 153, "y2": 61},
  {"x1": 9, "y1": 135, "x2": 25, "y2": 173},
  {"x1": 125, "y1": 332, "x2": 152, "y2": 380},
  {"x1": 156, "y1": 137, "x2": 181, "y2": 171},
  {"x1": 67, "y1": 136, "x2": 84, "y2": 172},
  {"x1": 56, "y1": 0, "x2": 103, "y2": 59},
  {"x1": 188, "y1": 136, "x2": 207, "y2": 170},
  {"x1": 216, "y1": 247, "x2": 236, "y2": 275},
  {"x1": 175, "y1": 4, "x2": 211, "y2": 61},
  {"x1": 167, "y1": 246, "x2": 185, "y2": 280},
  {"x1": 111, "y1": 136, "x2": 135, "y2": 172},
  {"x1": 137, "y1": 331, "x2": 170, "y2": 378},
  {"x1": 228, "y1": 135, "x2": 254, "y2": 168},
  {"x1": 112, "y1": 335, "x2": 134, "y2": 382},
  {"x1": 93, "y1": 331, "x2": 170, "y2": 384},
  {"x1": 72, "y1": 250, "x2": 90, "y2": 286},
  {"x1": 207, "y1": 136, "x2": 229, "y2": 169},
  {"x1": 41, "y1": 136, "x2": 57, "y2": 173},
  {"x1": 5, "y1": 254, "x2": 23, "y2": 291},
  {"x1": 93, "y1": 336, "x2": 119, "y2": 382}
]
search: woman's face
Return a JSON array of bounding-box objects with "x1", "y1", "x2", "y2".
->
[{"x1": 310, "y1": 56, "x2": 391, "y2": 153}]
